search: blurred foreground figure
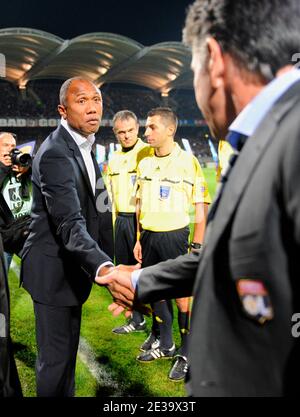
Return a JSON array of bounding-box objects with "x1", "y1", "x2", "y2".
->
[
  {"x1": 98, "y1": 0, "x2": 300, "y2": 396},
  {"x1": 0, "y1": 234, "x2": 22, "y2": 397}
]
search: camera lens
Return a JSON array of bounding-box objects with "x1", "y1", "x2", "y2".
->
[
  {"x1": 18, "y1": 153, "x2": 31, "y2": 166},
  {"x1": 10, "y1": 148, "x2": 32, "y2": 167}
]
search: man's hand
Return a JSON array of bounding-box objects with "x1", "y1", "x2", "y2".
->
[
  {"x1": 108, "y1": 298, "x2": 152, "y2": 317},
  {"x1": 108, "y1": 301, "x2": 132, "y2": 317},
  {"x1": 96, "y1": 263, "x2": 152, "y2": 317},
  {"x1": 133, "y1": 240, "x2": 142, "y2": 263},
  {"x1": 95, "y1": 263, "x2": 140, "y2": 309},
  {"x1": 12, "y1": 165, "x2": 30, "y2": 177}
]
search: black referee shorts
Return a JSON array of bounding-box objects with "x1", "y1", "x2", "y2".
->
[
  {"x1": 114, "y1": 213, "x2": 137, "y2": 265},
  {"x1": 141, "y1": 226, "x2": 190, "y2": 268}
]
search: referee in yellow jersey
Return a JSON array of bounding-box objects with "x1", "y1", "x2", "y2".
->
[
  {"x1": 216, "y1": 139, "x2": 234, "y2": 181},
  {"x1": 107, "y1": 110, "x2": 151, "y2": 334},
  {"x1": 133, "y1": 108, "x2": 211, "y2": 381}
]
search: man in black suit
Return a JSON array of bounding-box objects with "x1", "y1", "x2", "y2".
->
[
  {"x1": 21, "y1": 77, "x2": 116, "y2": 397},
  {"x1": 98, "y1": 0, "x2": 300, "y2": 396}
]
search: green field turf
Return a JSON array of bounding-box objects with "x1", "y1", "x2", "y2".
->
[
  {"x1": 202, "y1": 166, "x2": 217, "y2": 198},
  {"x1": 9, "y1": 167, "x2": 216, "y2": 397}
]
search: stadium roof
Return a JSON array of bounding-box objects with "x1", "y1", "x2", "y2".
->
[{"x1": 0, "y1": 27, "x2": 193, "y2": 94}]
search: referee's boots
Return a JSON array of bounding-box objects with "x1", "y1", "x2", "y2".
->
[
  {"x1": 112, "y1": 318, "x2": 146, "y2": 335},
  {"x1": 136, "y1": 344, "x2": 175, "y2": 362},
  {"x1": 168, "y1": 355, "x2": 188, "y2": 381},
  {"x1": 140, "y1": 333, "x2": 160, "y2": 352}
]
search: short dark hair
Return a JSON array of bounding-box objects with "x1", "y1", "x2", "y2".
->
[
  {"x1": 183, "y1": 0, "x2": 300, "y2": 81},
  {"x1": 112, "y1": 110, "x2": 138, "y2": 127},
  {"x1": 147, "y1": 107, "x2": 178, "y2": 133}
]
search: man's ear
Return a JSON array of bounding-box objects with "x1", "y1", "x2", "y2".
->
[
  {"x1": 58, "y1": 104, "x2": 67, "y2": 119},
  {"x1": 167, "y1": 124, "x2": 176, "y2": 137},
  {"x1": 206, "y1": 37, "x2": 225, "y2": 89}
]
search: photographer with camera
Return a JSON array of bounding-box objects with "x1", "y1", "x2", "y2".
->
[
  {"x1": 0, "y1": 131, "x2": 27, "y2": 397},
  {"x1": 0, "y1": 132, "x2": 32, "y2": 271}
]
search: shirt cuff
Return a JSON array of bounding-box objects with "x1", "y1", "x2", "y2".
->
[
  {"x1": 96, "y1": 261, "x2": 114, "y2": 278},
  {"x1": 131, "y1": 268, "x2": 143, "y2": 289}
]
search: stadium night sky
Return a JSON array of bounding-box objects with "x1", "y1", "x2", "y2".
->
[{"x1": 1, "y1": 0, "x2": 193, "y2": 45}]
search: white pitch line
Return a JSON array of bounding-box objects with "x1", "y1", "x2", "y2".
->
[
  {"x1": 10, "y1": 259, "x2": 124, "y2": 396},
  {"x1": 78, "y1": 337, "x2": 125, "y2": 396}
]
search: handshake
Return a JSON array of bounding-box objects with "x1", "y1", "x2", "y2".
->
[{"x1": 95, "y1": 263, "x2": 151, "y2": 317}]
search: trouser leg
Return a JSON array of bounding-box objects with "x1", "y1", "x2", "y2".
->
[
  {"x1": 176, "y1": 310, "x2": 191, "y2": 357},
  {"x1": 154, "y1": 228, "x2": 190, "y2": 352},
  {"x1": 152, "y1": 300, "x2": 174, "y2": 350},
  {"x1": 141, "y1": 229, "x2": 189, "y2": 349},
  {"x1": 33, "y1": 302, "x2": 82, "y2": 397},
  {"x1": 132, "y1": 310, "x2": 144, "y2": 324}
]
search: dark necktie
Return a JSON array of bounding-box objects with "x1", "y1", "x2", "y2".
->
[{"x1": 90, "y1": 150, "x2": 101, "y2": 182}]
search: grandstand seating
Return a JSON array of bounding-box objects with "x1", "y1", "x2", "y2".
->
[{"x1": 0, "y1": 79, "x2": 216, "y2": 160}]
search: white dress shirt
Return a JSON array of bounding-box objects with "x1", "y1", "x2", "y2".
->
[
  {"x1": 61, "y1": 118, "x2": 96, "y2": 194},
  {"x1": 60, "y1": 118, "x2": 114, "y2": 276}
]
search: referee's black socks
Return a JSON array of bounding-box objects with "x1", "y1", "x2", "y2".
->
[{"x1": 153, "y1": 300, "x2": 174, "y2": 350}]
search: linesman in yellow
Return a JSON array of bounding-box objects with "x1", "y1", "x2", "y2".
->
[
  {"x1": 216, "y1": 139, "x2": 234, "y2": 181},
  {"x1": 107, "y1": 110, "x2": 151, "y2": 334},
  {"x1": 133, "y1": 107, "x2": 211, "y2": 381}
]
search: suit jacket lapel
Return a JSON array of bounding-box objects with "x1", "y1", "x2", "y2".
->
[
  {"x1": 59, "y1": 125, "x2": 97, "y2": 205},
  {"x1": 90, "y1": 150, "x2": 102, "y2": 200},
  {"x1": 73, "y1": 153, "x2": 96, "y2": 200},
  {"x1": 199, "y1": 80, "x2": 300, "y2": 271}
]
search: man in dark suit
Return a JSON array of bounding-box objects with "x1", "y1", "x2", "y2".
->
[
  {"x1": 21, "y1": 77, "x2": 116, "y2": 397},
  {"x1": 98, "y1": 0, "x2": 300, "y2": 396},
  {"x1": 0, "y1": 233, "x2": 22, "y2": 397}
]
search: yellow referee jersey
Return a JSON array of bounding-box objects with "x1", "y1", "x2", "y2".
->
[
  {"x1": 136, "y1": 142, "x2": 211, "y2": 232},
  {"x1": 217, "y1": 140, "x2": 234, "y2": 181},
  {"x1": 107, "y1": 138, "x2": 151, "y2": 213}
]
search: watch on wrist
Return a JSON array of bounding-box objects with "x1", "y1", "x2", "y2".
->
[{"x1": 190, "y1": 242, "x2": 202, "y2": 250}]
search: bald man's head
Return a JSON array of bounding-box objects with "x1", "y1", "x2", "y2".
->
[{"x1": 0, "y1": 132, "x2": 16, "y2": 166}]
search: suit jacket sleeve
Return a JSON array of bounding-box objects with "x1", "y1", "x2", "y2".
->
[
  {"x1": 39, "y1": 148, "x2": 111, "y2": 277},
  {"x1": 136, "y1": 251, "x2": 200, "y2": 303},
  {"x1": 283, "y1": 121, "x2": 300, "y2": 244}
]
